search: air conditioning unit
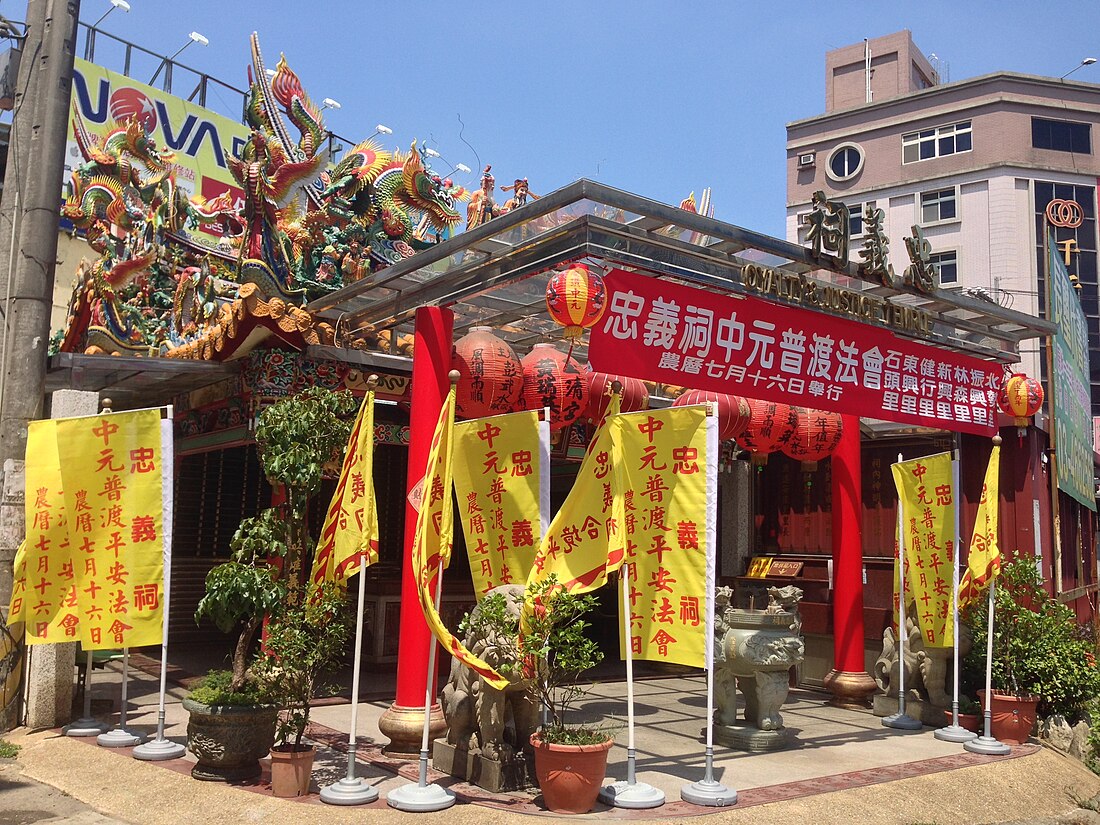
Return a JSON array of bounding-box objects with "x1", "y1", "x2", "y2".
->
[{"x1": 797, "y1": 152, "x2": 816, "y2": 169}]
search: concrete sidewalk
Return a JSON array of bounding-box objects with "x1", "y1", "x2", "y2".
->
[{"x1": 6, "y1": 660, "x2": 1100, "y2": 823}]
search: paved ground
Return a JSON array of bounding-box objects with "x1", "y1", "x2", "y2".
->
[{"x1": 4, "y1": 656, "x2": 1100, "y2": 824}]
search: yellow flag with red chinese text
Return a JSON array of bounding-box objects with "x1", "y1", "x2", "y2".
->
[
  {"x1": 453, "y1": 410, "x2": 544, "y2": 599},
  {"x1": 8, "y1": 420, "x2": 74, "y2": 643},
  {"x1": 891, "y1": 451, "x2": 955, "y2": 648},
  {"x1": 617, "y1": 406, "x2": 710, "y2": 668},
  {"x1": 527, "y1": 394, "x2": 625, "y2": 596},
  {"x1": 311, "y1": 390, "x2": 379, "y2": 585},
  {"x1": 53, "y1": 409, "x2": 165, "y2": 650},
  {"x1": 412, "y1": 385, "x2": 508, "y2": 690},
  {"x1": 959, "y1": 444, "x2": 1001, "y2": 608}
]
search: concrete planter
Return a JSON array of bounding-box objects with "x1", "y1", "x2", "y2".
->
[{"x1": 183, "y1": 698, "x2": 278, "y2": 782}]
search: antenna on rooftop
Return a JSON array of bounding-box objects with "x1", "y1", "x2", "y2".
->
[{"x1": 928, "y1": 53, "x2": 949, "y2": 84}]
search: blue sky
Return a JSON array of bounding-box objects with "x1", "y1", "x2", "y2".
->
[{"x1": 49, "y1": 0, "x2": 1100, "y2": 236}]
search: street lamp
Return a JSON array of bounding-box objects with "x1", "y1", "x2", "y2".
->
[
  {"x1": 368, "y1": 124, "x2": 392, "y2": 139},
  {"x1": 91, "y1": 0, "x2": 130, "y2": 30},
  {"x1": 1061, "y1": 57, "x2": 1097, "y2": 80},
  {"x1": 320, "y1": 97, "x2": 341, "y2": 112},
  {"x1": 149, "y1": 30, "x2": 209, "y2": 85}
]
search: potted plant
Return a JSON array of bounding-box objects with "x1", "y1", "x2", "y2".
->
[
  {"x1": 962, "y1": 557, "x2": 1100, "y2": 745},
  {"x1": 946, "y1": 695, "x2": 982, "y2": 734},
  {"x1": 252, "y1": 582, "x2": 353, "y2": 797},
  {"x1": 461, "y1": 575, "x2": 613, "y2": 814},
  {"x1": 186, "y1": 387, "x2": 357, "y2": 781}
]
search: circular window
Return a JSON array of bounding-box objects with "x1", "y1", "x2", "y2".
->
[{"x1": 826, "y1": 143, "x2": 865, "y2": 182}]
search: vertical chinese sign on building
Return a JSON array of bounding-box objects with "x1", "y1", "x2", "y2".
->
[
  {"x1": 891, "y1": 452, "x2": 955, "y2": 648},
  {"x1": 617, "y1": 406, "x2": 714, "y2": 668},
  {"x1": 54, "y1": 410, "x2": 166, "y2": 649},
  {"x1": 1047, "y1": 234, "x2": 1096, "y2": 511},
  {"x1": 453, "y1": 410, "x2": 548, "y2": 597}
]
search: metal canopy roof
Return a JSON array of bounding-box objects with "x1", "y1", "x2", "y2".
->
[
  {"x1": 307, "y1": 180, "x2": 1053, "y2": 367},
  {"x1": 46, "y1": 353, "x2": 240, "y2": 405}
]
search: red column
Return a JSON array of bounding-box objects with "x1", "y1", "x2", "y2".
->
[
  {"x1": 823, "y1": 414, "x2": 876, "y2": 707},
  {"x1": 377, "y1": 305, "x2": 453, "y2": 754}
]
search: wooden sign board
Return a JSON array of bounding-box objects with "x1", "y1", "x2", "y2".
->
[{"x1": 768, "y1": 560, "x2": 804, "y2": 577}]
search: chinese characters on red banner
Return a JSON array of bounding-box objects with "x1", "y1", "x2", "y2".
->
[{"x1": 589, "y1": 270, "x2": 1002, "y2": 436}]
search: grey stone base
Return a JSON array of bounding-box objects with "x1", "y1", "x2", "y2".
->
[
  {"x1": 431, "y1": 738, "x2": 533, "y2": 792},
  {"x1": 872, "y1": 694, "x2": 946, "y2": 727},
  {"x1": 714, "y1": 723, "x2": 792, "y2": 752}
]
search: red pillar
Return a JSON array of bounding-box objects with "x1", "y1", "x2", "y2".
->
[
  {"x1": 823, "y1": 414, "x2": 877, "y2": 707},
  {"x1": 377, "y1": 306, "x2": 453, "y2": 754}
]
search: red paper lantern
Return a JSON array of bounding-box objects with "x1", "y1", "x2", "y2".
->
[
  {"x1": 452, "y1": 327, "x2": 523, "y2": 420},
  {"x1": 997, "y1": 372, "x2": 1044, "y2": 431},
  {"x1": 545, "y1": 263, "x2": 607, "y2": 340},
  {"x1": 521, "y1": 343, "x2": 589, "y2": 431},
  {"x1": 783, "y1": 407, "x2": 844, "y2": 470},
  {"x1": 586, "y1": 371, "x2": 648, "y2": 425},
  {"x1": 671, "y1": 390, "x2": 750, "y2": 440},
  {"x1": 739, "y1": 399, "x2": 797, "y2": 465}
]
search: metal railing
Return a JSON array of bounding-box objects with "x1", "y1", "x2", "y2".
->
[{"x1": 77, "y1": 21, "x2": 248, "y2": 121}]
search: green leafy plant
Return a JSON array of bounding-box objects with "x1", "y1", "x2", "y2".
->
[
  {"x1": 252, "y1": 582, "x2": 353, "y2": 749},
  {"x1": 0, "y1": 738, "x2": 19, "y2": 758},
  {"x1": 194, "y1": 386, "x2": 357, "y2": 694},
  {"x1": 187, "y1": 669, "x2": 269, "y2": 706},
  {"x1": 961, "y1": 556, "x2": 1100, "y2": 718},
  {"x1": 957, "y1": 695, "x2": 981, "y2": 716},
  {"x1": 460, "y1": 575, "x2": 610, "y2": 746}
]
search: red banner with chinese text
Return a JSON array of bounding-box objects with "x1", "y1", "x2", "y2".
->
[
  {"x1": 616, "y1": 406, "x2": 710, "y2": 668},
  {"x1": 54, "y1": 410, "x2": 165, "y2": 650},
  {"x1": 891, "y1": 452, "x2": 955, "y2": 648},
  {"x1": 589, "y1": 270, "x2": 1001, "y2": 436},
  {"x1": 453, "y1": 410, "x2": 545, "y2": 598}
]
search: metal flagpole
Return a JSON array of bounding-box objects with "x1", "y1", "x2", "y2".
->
[
  {"x1": 98, "y1": 647, "x2": 145, "y2": 746},
  {"x1": 599, "y1": 561, "x2": 664, "y2": 808},
  {"x1": 386, "y1": 559, "x2": 456, "y2": 811},
  {"x1": 965, "y1": 578, "x2": 1011, "y2": 754},
  {"x1": 62, "y1": 649, "x2": 108, "y2": 736},
  {"x1": 884, "y1": 452, "x2": 921, "y2": 730},
  {"x1": 321, "y1": 544, "x2": 379, "y2": 803},
  {"x1": 936, "y1": 436, "x2": 976, "y2": 742},
  {"x1": 322, "y1": 378, "x2": 380, "y2": 805},
  {"x1": 135, "y1": 407, "x2": 185, "y2": 760},
  {"x1": 682, "y1": 408, "x2": 736, "y2": 806}
]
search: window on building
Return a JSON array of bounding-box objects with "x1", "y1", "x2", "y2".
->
[
  {"x1": 902, "y1": 120, "x2": 972, "y2": 163},
  {"x1": 1032, "y1": 118, "x2": 1091, "y2": 154},
  {"x1": 826, "y1": 143, "x2": 864, "y2": 181},
  {"x1": 847, "y1": 201, "x2": 876, "y2": 236},
  {"x1": 920, "y1": 188, "x2": 957, "y2": 223},
  {"x1": 929, "y1": 251, "x2": 958, "y2": 285}
]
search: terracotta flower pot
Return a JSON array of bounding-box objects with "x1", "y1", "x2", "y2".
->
[
  {"x1": 943, "y1": 709, "x2": 981, "y2": 734},
  {"x1": 978, "y1": 689, "x2": 1038, "y2": 745},
  {"x1": 270, "y1": 744, "x2": 315, "y2": 797},
  {"x1": 530, "y1": 732, "x2": 613, "y2": 814}
]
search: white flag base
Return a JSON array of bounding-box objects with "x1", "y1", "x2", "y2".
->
[
  {"x1": 934, "y1": 724, "x2": 978, "y2": 743},
  {"x1": 964, "y1": 734, "x2": 1011, "y2": 755},
  {"x1": 132, "y1": 736, "x2": 185, "y2": 760},
  {"x1": 681, "y1": 778, "x2": 738, "y2": 807},
  {"x1": 599, "y1": 779, "x2": 665, "y2": 809},
  {"x1": 881, "y1": 712, "x2": 922, "y2": 730},
  {"x1": 321, "y1": 776, "x2": 380, "y2": 805},
  {"x1": 385, "y1": 782, "x2": 455, "y2": 812},
  {"x1": 97, "y1": 727, "x2": 145, "y2": 748},
  {"x1": 63, "y1": 717, "x2": 108, "y2": 737}
]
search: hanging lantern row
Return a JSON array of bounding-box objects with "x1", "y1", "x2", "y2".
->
[
  {"x1": 739, "y1": 399, "x2": 798, "y2": 466},
  {"x1": 587, "y1": 371, "x2": 648, "y2": 426},
  {"x1": 996, "y1": 372, "x2": 1043, "y2": 436},
  {"x1": 671, "y1": 389, "x2": 750, "y2": 441},
  {"x1": 782, "y1": 407, "x2": 844, "y2": 471},
  {"x1": 545, "y1": 263, "x2": 607, "y2": 341},
  {"x1": 452, "y1": 326, "x2": 523, "y2": 420}
]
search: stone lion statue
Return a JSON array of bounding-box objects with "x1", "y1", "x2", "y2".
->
[
  {"x1": 441, "y1": 584, "x2": 538, "y2": 762},
  {"x1": 873, "y1": 616, "x2": 972, "y2": 709}
]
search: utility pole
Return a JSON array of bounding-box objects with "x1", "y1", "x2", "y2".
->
[{"x1": 0, "y1": 0, "x2": 80, "y2": 731}]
